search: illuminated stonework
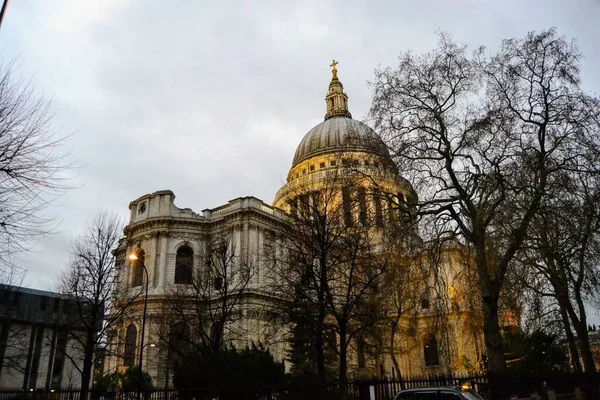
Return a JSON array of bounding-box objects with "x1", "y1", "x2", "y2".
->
[
  {"x1": 105, "y1": 65, "x2": 488, "y2": 386},
  {"x1": 274, "y1": 65, "x2": 416, "y2": 218}
]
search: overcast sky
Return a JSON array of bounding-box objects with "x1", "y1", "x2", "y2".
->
[{"x1": 0, "y1": 0, "x2": 599, "y2": 292}]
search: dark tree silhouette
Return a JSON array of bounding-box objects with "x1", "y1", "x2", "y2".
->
[
  {"x1": 0, "y1": 58, "x2": 72, "y2": 278},
  {"x1": 369, "y1": 29, "x2": 600, "y2": 372},
  {"x1": 57, "y1": 213, "x2": 137, "y2": 400}
]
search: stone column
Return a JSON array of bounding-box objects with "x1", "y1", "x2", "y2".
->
[
  {"x1": 152, "y1": 233, "x2": 159, "y2": 288},
  {"x1": 159, "y1": 232, "x2": 168, "y2": 289}
]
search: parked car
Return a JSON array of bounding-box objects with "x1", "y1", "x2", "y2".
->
[{"x1": 394, "y1": 386, "x2": 485, "y2": 400}]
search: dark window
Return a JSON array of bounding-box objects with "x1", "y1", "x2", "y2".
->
[
  {"x1": 421, "y1": 289, "x2": 431, "y2": 309},
  {"x1": 320, "y1": 162, "x2": 326, "y2": 168},
  {"x1": 299, "y1": 194, "x2": 310, "y2": 217},
  {"x1": 214, "y1": 277, "x2": 224, "y2": 290},
  {"x1": 124, "y1": 324, "x2": 137, "y2": 367},
  {"x1": 168, "y1": 322, "x2": 189, "y2": 364},
  {"x1": 424, "y1": 334, "x2": 439, "y2": 366},
  {"x1": 11, "y1": 292, "x2": 20, "y2": 307},
  {"x1": 357, "y1": 187, "x2": 367, "y2": 225},
  {"x1": 364, "y1": 160, "x2": 370, "y2": 167},
  {"x1": 327, "y1": 330, "x2": 337, "y2": 348},
  {"x1": 440, "y1": 392, "x2": 461, "y2": 400},
  {"x1": 28, "y1": 327, "x2": 44, "y2": 389},
  {"x1": 52, "y1": 298, "x2": 60, "y2": 313},
  {"x1": 387, "y1": 196, "x2": 396, "y2": 222},
  {"x1": 342, "y1": 186, "x2": 353, "y2": 227},
  {"x1": 288, "y1": 199, "x2": 298, "y2": 217},
  {"x1": 310, "y1": 165, "x2": 315, "y2": 171},
  {"x1": 302, "y1": 168, "x2": 306, "y2": 175},
  {"x1": 210, "y1": 324, "x2": 223, "y2": 347},
  {"x1": 414, "y1": 392, "x2": 437, "y2": 400},
  {"x1": 330, "y1": 160, "x2": 337, "y2": 167},
  {"x1": 50, "y1": 331, "x2": 68, "y2": 389},
  {"x1": 357, "y1": 336, "x2": 366, "y2": 368},
  {"x1": 132, "y1": 250, "x2": 145, "y2": 287},
  {"x1": 0, "y1": 323, "x2": 10, "y2": 379},
  {"x1": 175, "y1": 246, "x2": 193, "y2": 284},
  {"x1": 374, "y1": 192, "x2": 383, "y2": 227},
  {"x1": 313, "y1": 192, "x2": 324, "y2": 216}
]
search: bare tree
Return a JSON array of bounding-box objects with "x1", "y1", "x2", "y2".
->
[
  {"x1": 376, "y1": 211, "x2": 433, "y2": 379},
  {"x1": 0, "y1": 57, "x2": 72, "y2": 276},
  {"x1": 57, "y1": 212, "x2": 136, "y2": 400},
  {"x1": 155, "y1": 231, "x2": 254, "y2": 369},
  {"x1": 270, "y1": 166, "x2": 390, "y2": 395},
  {"x1": 517, "y1": 171, "x2": 600, "y2": 373},
  {"x1": 369, "y1": 29, "x2": 600, "y2": 372}
]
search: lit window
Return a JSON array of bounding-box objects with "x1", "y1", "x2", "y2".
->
[{"x1": 132, "y1": 250, "x2": 145, "y2": 287}]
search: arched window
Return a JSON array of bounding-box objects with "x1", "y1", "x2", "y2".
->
[
  {"x1": 424, "y1": 333, "x2": 439, "y2": 366},
  {"x1": 174, "y1": 246, "x2": 193, "y2": 284},
  {"x1": 210, "y1": 323, "x2": 223, "y2": 347},
  {"x1": 168, "y1": 322, "x2": 189, "y2": 364},
  {"x1": 357, "y1": 187, "x2": 367, "y2": 225},
  {"x1": 132, "y1": 250, "x2": 145, "y2": 288},
  {"x1": 123, "y1": 324, "x2": 137, "y2": 366},
  {"x1": 342, "y1": 186, "x2": 353, "y2": 227}
]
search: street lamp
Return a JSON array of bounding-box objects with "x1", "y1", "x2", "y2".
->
[{"x1": 129, "y1": 253, "x2": 149, "y2": 400}]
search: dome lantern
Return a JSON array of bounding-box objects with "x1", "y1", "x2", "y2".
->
[{"x1": 325, "y1": 60, "x2": 352, "y2": 120}]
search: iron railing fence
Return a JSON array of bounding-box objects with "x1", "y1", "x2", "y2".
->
[{"x1": 0, "y1": 372, "x2": 597, "y2": 400}]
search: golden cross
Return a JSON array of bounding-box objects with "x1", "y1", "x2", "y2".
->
[{"x1": 330, "y1": 59, "x2": 338, "y2": 78}]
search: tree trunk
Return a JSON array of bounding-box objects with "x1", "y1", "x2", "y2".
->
[
  {"x1": 79, "y1": 329, "x2": 96, "y2": 400},
  {"x1": 558, "y1": 300, "x2": 582, "y2": 373},
  {"x1": 474, "y1": 244, "x2": 506, "y2": 373},
  {"x1": 576, "y1": 328, "x2": 596, "y2": 374},
  {"x1": 315, "y1": 257, "x2": 327, "y2": 381},
  {"x1": 565, "y1": 294, "x2": 597, "y2": 373},
  {"x1": 314, "y1": 310, "x2": 326, "y2": 381},
  {"x1": 338, "y1": 325, "x2": 348, "y2": 400},
  {"x1": 480, "y1": 292, "x2": 506, "y2": 373},
  {"x1": 389, "y1": 318, "x2": 403, "y2": 388}
]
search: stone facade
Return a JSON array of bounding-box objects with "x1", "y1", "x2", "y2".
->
[
  {"x1": 104, "y1": 194, "x2": 288, "y2": 386},
  {"x1": 106, "y1": 66, "x2": 489, "y2": 386}
]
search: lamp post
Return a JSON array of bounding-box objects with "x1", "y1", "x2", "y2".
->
[{"x1": 129, "y1": 253, "x2": 149, "y2": 400}]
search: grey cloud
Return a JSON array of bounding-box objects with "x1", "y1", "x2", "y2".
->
[{"x1": 0, "y1": 0, "x2": 598, "y2": 291}]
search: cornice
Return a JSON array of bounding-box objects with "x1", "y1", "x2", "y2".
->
[{"x1": 124, "y1": 207, "x2": 285, "y2": 239}]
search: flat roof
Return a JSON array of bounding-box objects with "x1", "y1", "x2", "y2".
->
[{"x1": 0, "y1": 284, "x2": 71, "y2": 300}]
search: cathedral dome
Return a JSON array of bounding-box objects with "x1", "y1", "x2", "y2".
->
[
  {"x1": 273, "y1": 61, "x2": 412, "y2": 210},
  {"x1": 292, "y1": 116, "x2": 390, "y2": 168}
]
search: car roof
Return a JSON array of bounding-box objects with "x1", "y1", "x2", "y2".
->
[{"x1": 400, "y1": 387, "x2": 460, "y2": 392}]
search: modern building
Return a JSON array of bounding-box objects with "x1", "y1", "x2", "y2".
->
[
  {"x1": 104, "y1": 64, "x2": 489, "y2": 386},
  {"x1": 0, "y1": 285, "x2": 96, "y2": 389}
]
